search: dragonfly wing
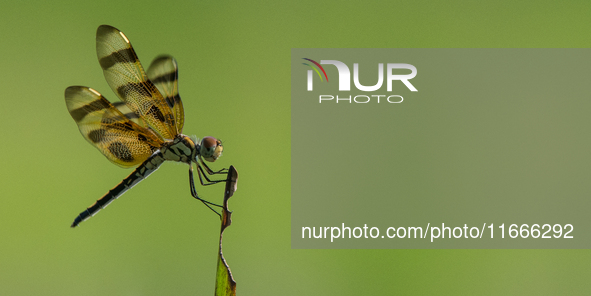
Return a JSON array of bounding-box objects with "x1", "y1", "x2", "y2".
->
[
  {"x1": 96, "y1": 25, "x2": 178, "y2": 139},
  {"x1": 112, "y1": 101, "x2": 149, "y2": 128},
  {"x1": 65, "y1": 86, "x2": 163, "y2": 167},
  {"x1": 147, "y1": 55, "x2": 185, "y2": 133}
]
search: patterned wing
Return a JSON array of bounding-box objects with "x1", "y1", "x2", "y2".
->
[
  {"x1": 65, "y1": 86, "x2": 164, "y2": 168},
  {"x1": 96, "y1": 25, "x2": 178, "y2": 140},
  {"x1": 112, "y1": 101, "x2": 148, "y2": 128},
  {"x1": 147, "y1": 55, "x2": 184, "y2": 133}
]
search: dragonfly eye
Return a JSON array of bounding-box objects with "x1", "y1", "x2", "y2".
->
[{"x1": 200, "y1": 136, "x2": 223, "y2": 162}]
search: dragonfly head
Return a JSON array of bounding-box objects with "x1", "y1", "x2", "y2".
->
[{"x1": 199, "y1": 136, "x2": 223, "y2": 162}]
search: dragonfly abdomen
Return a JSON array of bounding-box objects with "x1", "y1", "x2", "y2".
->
[{"x1": 70, "y1": 152, "x2": 166, "y2": 227}]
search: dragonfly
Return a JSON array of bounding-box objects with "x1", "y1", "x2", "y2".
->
[{"x1": 65, "y1": 25, "x2": 227, "y2": 228}]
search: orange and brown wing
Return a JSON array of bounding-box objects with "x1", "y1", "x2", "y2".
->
[
  {"x1": 96, "y1": 25, "x2": 178, "y2": 140},
  {"x1": 65, "y1": 86, "x2": 164, "y2": 168},
  {"x1": 147, "y1": 55, "x2": 185, "y2": 134}
]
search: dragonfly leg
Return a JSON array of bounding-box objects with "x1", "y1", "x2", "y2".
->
[
  {"x1": 200, "y1": 160, "x2": 229, "y2": 175},
  {"x1": 196, "y1": 163, "x2": 228, "y2": 185},
  {"x1": 189, "y1": 165, "x2": 222, "y2": 218}
]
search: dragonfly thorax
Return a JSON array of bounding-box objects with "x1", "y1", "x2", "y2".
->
[
  {"x1": 161, "y1": 135, "x2": 198, "y2": 164},
  {"x1": 161, "y1": 135, "x2": 223, "y2": 164}
]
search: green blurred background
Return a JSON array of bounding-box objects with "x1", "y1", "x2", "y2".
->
[{"x1": 0, "y1": 0, "x2": 589, "y2": 295}]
